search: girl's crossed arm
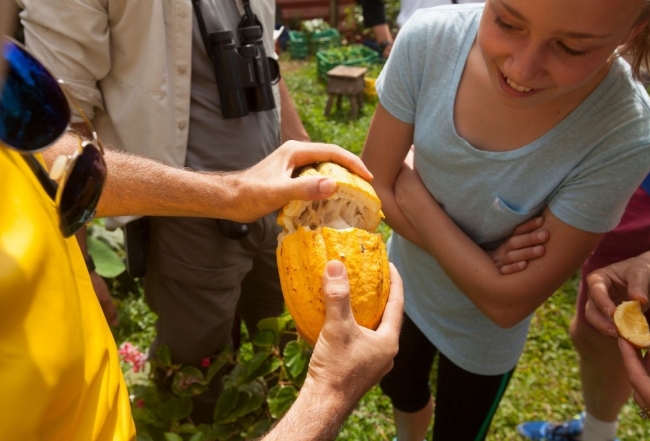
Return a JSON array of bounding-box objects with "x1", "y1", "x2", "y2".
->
[{"x1": 362, "y1": 104, "x2": 602, "y2": 328}]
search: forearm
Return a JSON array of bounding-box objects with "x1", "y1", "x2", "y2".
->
[
  {"x1": 375, "y1": 184, "x2": 426, "y2": 248},
  {"x1": 98, "y1": 151, "x2": 238, "y2": 219},
  {"x1": 42, "y1": 134, "x2": 243, "y2": 221},
  {"x1": 261, "y1": 377, "x2": 356, "y2": 441},
  {"x1": 405, "y1": 193, "x2": 599, "y2": 327},
  {"x1": 280, "y1": 79, "x2": 310, "y2": 143},
  {"x1": 371, "y1": 23, "x2": 394, "y2": 57},
  {"x1": 361, "y1": 105, "x2": 420, "y2": 244},
  {"x1": 372, "y1": 23, "x2": 392, "y2": 42}
]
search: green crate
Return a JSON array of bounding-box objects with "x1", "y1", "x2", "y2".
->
[
  {"x1": 309, "y1": 28, "x2": 341, "y2": 54},
  {"x1": 316, "y1": 45, "x2": 380, "y2": 81},
  {"x1": 288, "y1": 30, "x2": 309, "y2": 60}
]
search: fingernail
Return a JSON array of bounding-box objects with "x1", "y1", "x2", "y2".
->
[
  {"x1": 319, "y1": 179, "x2": 336, "y2": 195},
  {"x1": 533, "y1": 245, "x2": 543, "y2": 255},
  {"x1": 326, "y1": 261, "x2": 344, "y2": 278},
  {"x1": 609, "y1": 328, "x2": 619, "y2": 338}
]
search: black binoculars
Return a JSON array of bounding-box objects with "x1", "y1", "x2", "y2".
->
[{"x1": 208, "y1": 26, "x2": 280, "y2": 119}]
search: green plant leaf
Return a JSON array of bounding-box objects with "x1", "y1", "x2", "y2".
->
[
  {"x1": 268, "y1": 385, "x2": 298, "y2": 419},
  {"x1": 255, "y1": 357, "x2": 283, "y2": 380},
  {"x1": 188, "y1": 432, "x2": 205, "y2": 441},
  {"x1": 239, "y1": 352, "x2": 282, "y2": 384},
  {"x1": 257, "y1": 316, "x2": 290, "y2": 334},
  {"x1": 163, "y1": 433, "x2": 183, "y2": 441},
  {"x1": 283, "y1": 341, "x2": 308, "y2": 378},
  {"x1": 211, "y1": 424, "x2": 239, "y2": 440},
  {"x1": 195, "y1": 424, "x2": 220, "y2": 440},
  {"x1": 233, "y1": 392, "x2": 265, "y2": 420},
  {"x1": 218, "y1": 390, "x2": 265, "y2": 424},
  {"x1": 157, "y1": 396, "x2": 193, "y2": 422},
  {"x1": 243, "y1": 419, "x2": 273, "y2": 439},
  {"x1": 172, "y1": 366, "x2": 209, "y2": 397},
  {"x1": 88, "y1": 219, "x2": 124, "y2": 246},
  {"x1": 237, "y1": 351, "x2": 271, "y2": 384},
  {"x1": 131, "y1": 406, "x2": 158, "y2": 427},
  {"x1": 252, "y1": 329, "x2": 277, "y2": 347},
  {"x1": 87, "y1": 235, "x2": 126, "y2": 278},
  {"x1": 177, "y1": 423, "x2": 197, "y2": 434},
  {"x1": 213, "y1": 387, "x2": 240, "y2": 422},
  {"x1": 215, "y1": 390, "x2": 249, "y2": 424},
  {"x1": 206, "y1": 348, "x2": 231, "y2": 383},
  {"x1": 156, "y1": 345, "x2": 172, "y2": 367}
]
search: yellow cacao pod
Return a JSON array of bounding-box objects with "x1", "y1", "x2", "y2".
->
[{"x1": 276, "y1": 162, "x2": 390, "y2": 346}]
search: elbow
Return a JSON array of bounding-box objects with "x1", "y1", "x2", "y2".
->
[
  {"x1": 484, "y1": 306, "x2": 530, "y2": 329},
  {"x1": 493, "y1": 316, "x2": 523, "y2": 330}
]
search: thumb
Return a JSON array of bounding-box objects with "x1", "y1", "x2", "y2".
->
[
  {"x1": 290, "y1": 176, "x2": 337, "y2": 201},
  {"x1": 322, "y1": 260, "x2": 353, "y2": 324}
]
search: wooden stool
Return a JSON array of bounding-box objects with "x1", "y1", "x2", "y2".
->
[{"x1": 324, "y1": 65, "x2": 368, "y2": 120}]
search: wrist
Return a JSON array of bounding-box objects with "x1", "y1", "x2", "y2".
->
[
  {"x1": 301, "y1": 374, "x2": 359, "y2": 413},
  {"x1": 379, "y1": 40, "x2": 393, "y2": 51},
  {"x1": 213, "y1": 172, "x2": 248, "y2": 222}
]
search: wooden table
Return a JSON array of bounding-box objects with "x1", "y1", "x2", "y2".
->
[{"x1": 324, "y1": 65, "x2": 368, "y2": 120}]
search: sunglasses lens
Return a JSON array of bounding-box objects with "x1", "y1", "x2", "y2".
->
[
  {"x1": 0, "y1": 40, "x2": 70, "y2": 151},
  {"x1": 59, "y1": 144, "x2": 106, "y2": 237}
]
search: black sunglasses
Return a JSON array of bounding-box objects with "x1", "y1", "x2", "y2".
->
[{"x1": 0, "y1": 37, "x2": 107, "y2": 238}]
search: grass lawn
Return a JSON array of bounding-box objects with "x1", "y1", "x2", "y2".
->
[{"x1": 280, "y1": 56, "x2": 650, "y2": 441}]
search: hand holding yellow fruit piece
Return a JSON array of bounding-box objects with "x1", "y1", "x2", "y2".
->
[
  {"x1": 614, "y1": 300, "x2": 650, "y2": 349},
  {"x1": 276, "y1": 162, "x2": 390, "y2": 347}
]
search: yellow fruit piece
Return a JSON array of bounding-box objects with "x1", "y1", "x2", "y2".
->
[
  {"x1": 278, "y1": 162, "x2": 384, "y2": 237},
  {"x1": 614, "y1": 300, "x2": 650, "y2": 349},
  {"x1": 276, "y1": 162, "x2": 390, "y2": 347}
]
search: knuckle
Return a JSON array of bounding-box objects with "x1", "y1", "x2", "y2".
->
[{"x1": 323, "y1": 282, "x2": 350, "y2": 298}]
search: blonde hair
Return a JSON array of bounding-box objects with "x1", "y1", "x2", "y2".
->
[{"x1": 619, "y1": 3, "x2": 650, "y2": 81}]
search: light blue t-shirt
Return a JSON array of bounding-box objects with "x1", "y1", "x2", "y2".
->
[{"x1": 376, "y1": 4, "x2": 650, "y2": 375}]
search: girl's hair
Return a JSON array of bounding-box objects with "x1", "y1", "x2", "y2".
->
[{"x1": 619, "y1": 2, "x2": 650, "y2": 81}]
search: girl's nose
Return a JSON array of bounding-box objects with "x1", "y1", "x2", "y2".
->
[{"x1": 503, "y1": 42, "x2": 547, "y2": 86}]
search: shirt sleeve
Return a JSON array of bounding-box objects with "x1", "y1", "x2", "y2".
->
[
  {"x1": 359, "y1": 0, "x2": 387, "y2": 27},
  {"x1": 375, "y1": 13, "x2": 427, "y2": 124},
  {"x1": 550, "y1": 137, "x2": 650, "y2": 233},
  {"x1": 17, "y1": 0, "x2": 111, "y2": 122}
]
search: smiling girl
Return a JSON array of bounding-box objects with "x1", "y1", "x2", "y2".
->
[{"x1": 360, "y1": 0, "x2": 650, "y2": 440}]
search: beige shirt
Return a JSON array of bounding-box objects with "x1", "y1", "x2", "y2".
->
[{"x1": 17, "y1": 0, "x2": 278, "y2": 167}]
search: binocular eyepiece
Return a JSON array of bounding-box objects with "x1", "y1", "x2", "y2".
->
[{"x1": 209, "y1": 25, "x2": 280, "y2": 119}]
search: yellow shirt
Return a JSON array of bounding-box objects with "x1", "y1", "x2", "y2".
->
[{"x1": 0, "y1": 147, "x2": 135, "y2": 440}]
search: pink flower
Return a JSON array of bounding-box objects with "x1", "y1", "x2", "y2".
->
[
  {"x1": 118, "y1": 342, "x2": 148, "y2": 373},
  {"x1": 201, "y1": 357, "x2": 211, "y2": 368}
]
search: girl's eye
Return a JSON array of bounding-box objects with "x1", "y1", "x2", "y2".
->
[
  {"x1": 557, "y1": 42, "x2": 588, "y2": 57},
  {"x1": 494, "y1": 17, "x2": 515, "y2": 31}
]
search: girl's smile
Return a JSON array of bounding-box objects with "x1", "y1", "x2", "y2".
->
[
  {"x1": 477, "y1": 0, "x2": 646, "y2": 109},
  {"x1": 498, "y1": 70, "x2": 540, "y2": 97}
]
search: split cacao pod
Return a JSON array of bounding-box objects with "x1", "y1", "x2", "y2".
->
[{"x1": 276, "y1": 162, "x2": 390, "y2": 346}]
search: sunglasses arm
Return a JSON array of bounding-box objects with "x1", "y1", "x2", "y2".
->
[{"x1": 22, "y1": 155, "x2": 58, "y2": 200}]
